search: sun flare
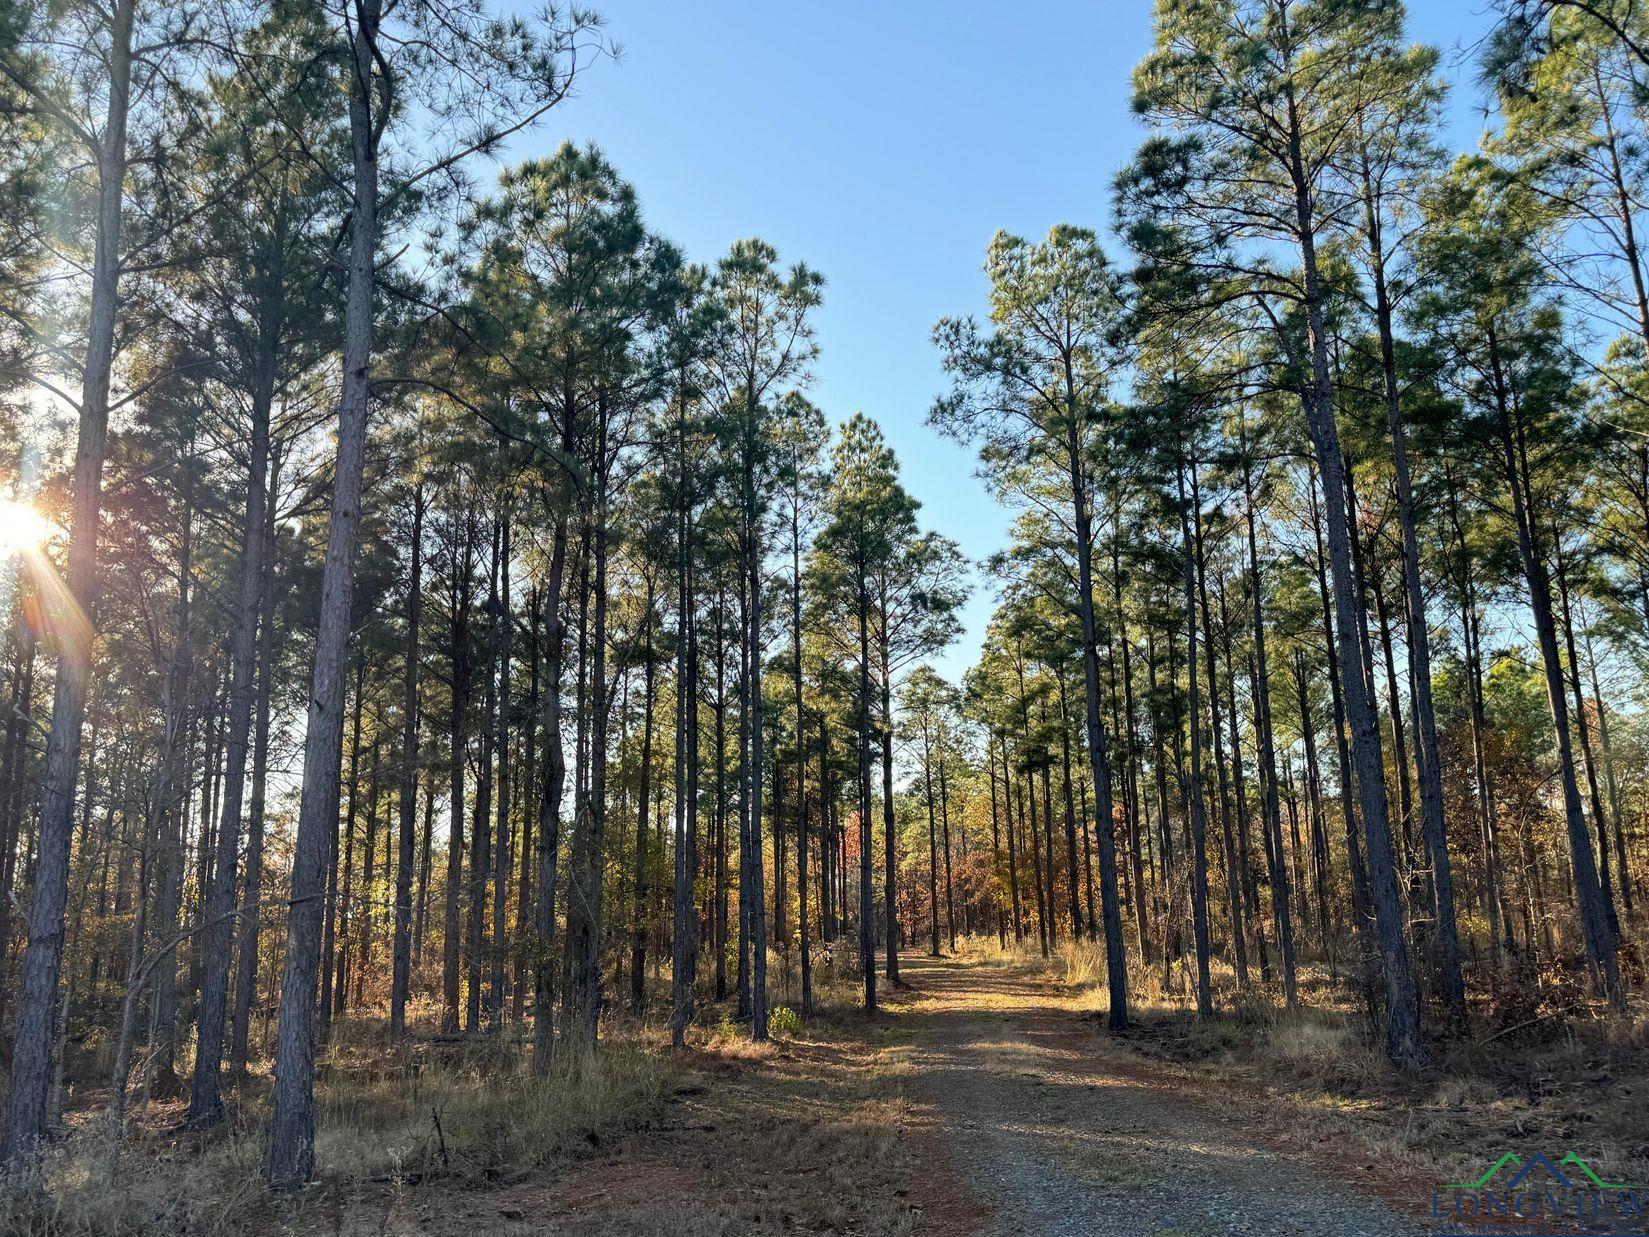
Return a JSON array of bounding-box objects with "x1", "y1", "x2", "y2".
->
[{"x1": 0, "y1": 498, "x2": 59, "y2": 556}]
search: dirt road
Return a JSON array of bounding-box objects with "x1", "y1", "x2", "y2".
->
[
  {"x1": 324, "y1": 955, "x2": 1422, "y2": 1235},
  {"x1": 900, "y1": 954, "x2": 1418, "y2": 1237}
]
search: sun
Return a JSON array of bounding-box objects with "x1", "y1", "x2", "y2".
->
[{"x1": 0, "y1": 498, "x2": 59, "y2": 556}]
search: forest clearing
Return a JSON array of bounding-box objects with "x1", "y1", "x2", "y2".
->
[{"x1": 6, "y1": 0, "x2": 1649, "y2": 1233}]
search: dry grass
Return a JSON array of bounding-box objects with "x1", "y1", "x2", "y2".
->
[
  {"x1": 0, "y1": 1022, "x2": 679, "y2": 1236},
  {"x1": 33, "y1": 938, "x2": 1646, "y2": 1233},
  {"x1": 379, "y1": 970, "x2": 925, "y2": 1235},
  {"x1": 1013, "y1": 933, "x2": 1649, "y2": 1195},
  {"x1": 0, "y1": 950, "x2": 919, "y2": 1236}
]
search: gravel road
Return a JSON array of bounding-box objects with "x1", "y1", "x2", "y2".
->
[{"x1": 903, "y1": 957, "x2": 1421, "y2": 1237}]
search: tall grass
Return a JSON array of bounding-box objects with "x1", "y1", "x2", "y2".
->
[{"x1": 0, "y1": 1030, "x2": 677, "y2": 1236}]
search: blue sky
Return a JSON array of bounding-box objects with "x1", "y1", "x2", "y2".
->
[{"x1": 509, "y1": 0, "x2": 1496, "y2": 681}]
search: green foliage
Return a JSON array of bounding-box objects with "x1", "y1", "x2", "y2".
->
[{"x1": 767, "y1": 1005, "x2": 801, "y2": 1038}]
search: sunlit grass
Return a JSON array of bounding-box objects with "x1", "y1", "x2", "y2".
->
[
  {"x1": 0, "y1": 1017, "x2": 680, "y2": 1236},
  {"x1": 992, "y1": 930, "x2": 1649, "y2": 1196}
]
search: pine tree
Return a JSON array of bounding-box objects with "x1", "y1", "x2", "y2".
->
[{"x1": 933, "y1": 224, "x2": 1133, "y2": 1031}]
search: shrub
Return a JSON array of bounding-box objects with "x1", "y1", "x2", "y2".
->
[{"x1": 768, "y1": 1006, "x2": 801, "y2": 1039}]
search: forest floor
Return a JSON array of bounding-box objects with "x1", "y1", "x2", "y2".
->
[
  {"x1": 310, "y1": 955, "x2": 1436, "y2": 1237},
  {"x1": 295, "y1": 977, "x2": 922, "y2": 1237},
  {"x1": 35, "y1": 953, "x2": 1643, "y2": 1235}
]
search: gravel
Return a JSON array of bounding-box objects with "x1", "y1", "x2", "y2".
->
[{"x1": 905, "y1": 960, "x2": 1421, "y2": 1237}]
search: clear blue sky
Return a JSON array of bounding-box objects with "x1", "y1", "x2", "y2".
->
[{"x1": 508, "y1": 0, "x2": 1495, "y2": 682}]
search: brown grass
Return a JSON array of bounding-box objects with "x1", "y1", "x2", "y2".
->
[
  {"x1": 0, "y1": 1033, "x2": 677, "y2": 1236},
  {"x1": 0, "y1": 950, "x2": 915, "y2": 1236},
  {"x1": 1017, "y1": 935, "x2": 1649, "y2": 1195}
]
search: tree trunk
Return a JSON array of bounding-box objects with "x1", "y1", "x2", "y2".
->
[
  {"x1": 735, "y1": 576, "x2": 752, "y2": 1020},
  {"x1": 331, "y1": 695, "x2": 361, "y2": 1022},
  {"x1": 188, "y1": 232, "x2": 277, "y2": 1126},
  {"x1": 391, "y1": 483, "x2": 425, "y2": 1037},
  {"x1": 1219, "y1": 580, "x2": 1268, "y2": 984},
  {"x1": 0, "y1": 624, "x2": 37, "y2": 1025},
  {"x1": 1553, "y1": 527, "x2": 1621, "y2": 938},
  {"x1": 469, "y1": 521, "x2": 499, "y2": 1032},
  {"x1": 792, "y1": 498, "x2": 811, "y2": 1014},
  {"x1": 1192, "y1": 467, "x2": 1247, "y2": 989},
  {"x1": 671, "y1": 421, "x2": 699, "y2": 1042},
  {"x1": 986, "y1": 737, "x2": 1008, "y2": 946},
  {"x1": 534, "y1": 503, "x2": 569, "y2": 1073},
  {"x1": 1486, "y1": 323, "x2": 1621, "y2": 1004},
  {"x1": 630, "y1": 588, "x2": 656, "y2": 1013},
  {"x1": 857, "y1": 579, "x2": 876, "y2": 1012},
  {"x1": 1307, "y1": 469, "x2": 1377, "y2": 1014},
  {"x1": 1357, "y1": 160, "x2": 1463, "y2": 1024},
  {"x1": 1287, "y1": 95, "x2": 1420, "y2": 1063},
  {"x1": 443, "y1": 518, "x2": 472, "y2": 1034},
  {"x1": 105, "y1": 825, "x2": 152, "y2": 1141},
  {"x1": 744, "y1": 417, "x2": 770, "y2": 1039},
  {"x1": 1001, "y1": 737, "x2": 1023, "y2": 942},
  {"x1": 1176, "y1": 458, "x2": 1214, "y2": 1017},
  {"x1": 1443, "y1": 468, "x2": 1513, "y2": 963},
  {"x1": 265, "y1": 2, "x2": 382, "y2": 1177},
  {"x1": 1292, "y1": 654, "x2": 1335, "y2": 972},
  {"x1": 924, "y1": 725, "x2": 941, "y2": 957},
  {"x1": 879, "y1": 607, "x2": 899, "y2": 986},
  {"x1": 1113, "y1": 542, "x2": 1150, "y2": 957},
  {"x1": 1065, "y1": 418, "x2": 1128, "y2": 1030},
  {"x1": 1017, "y1": 652, "x2": 1049, "y2": 958},
  {"x1": 713, "y1": 576, "x2": 728, "y2": 1001},
  {"x1": 938, "y1": 743, "x2": 957, "y2": 951},
  {"x1": 1584, "y1": 622, "x2": 1633, "y2": 916},
  {"x1": 1241, "y1": 446, "x2": 1296, "y2": 1006},
  {"x1": 232, "y1": 458, "x2": 281, "y2": 1073},
  {"x1": 3, "y1": 0, "x2": 135, "y2": 1164},
  {"x1": 1056, "y1": 674, "x2": 1084, "y2": 941},
  {"x1": 415, "y1": 775, "x2": 434, "y2": 968},
  {"x1": 562, "y1": 402, "x2": 611, "y2": 1046},
  {"x1": 819, "y1": 717, "x2": 835, "y2": 947},
  {"x1": 148, "y1": 491, "x2": 194, "y2": 1099},
  {"x1": 490, "y1": 513, "x2": 511, "y2": 1027},
  {"x1": 1040, "y1": 753, "x2": 1058, "y2": 945}
]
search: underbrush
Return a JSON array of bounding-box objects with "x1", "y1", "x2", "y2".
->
[
  {"x1": 0, "y1": 949, "x2": 887, "y2": 1236},
  {"x1": 1017, "y1": 933, "x2": 1649, "y2": 1194},
  {"x1": 0, "y1": 1028, "x2": 678, "y2": 1236}
]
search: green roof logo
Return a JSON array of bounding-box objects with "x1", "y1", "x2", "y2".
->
[{"x1": 1447, "y1": 1150, "x2": 1632, "y2": 1191}]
